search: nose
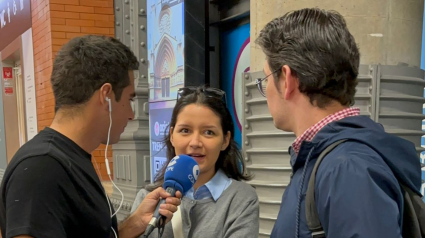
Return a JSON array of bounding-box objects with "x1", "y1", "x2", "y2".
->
[
  {"x1": 128, "y1": 107, "x2": 135, "y2": 121},
  {"x1": 189, "y1": 133, "x2": 202, "y2": 148}
]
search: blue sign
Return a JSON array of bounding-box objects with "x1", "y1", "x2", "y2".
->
[
  {"x1": 149, "y1": 100, "x2": 176, "y2": 181},
  {"x1": 220, "y1": 23, "x2": 250, "y2": 147}
]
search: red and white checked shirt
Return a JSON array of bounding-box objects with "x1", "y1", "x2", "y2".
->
[{"x1": 292, "y1": 107, "x2": 360, "y2": 154}]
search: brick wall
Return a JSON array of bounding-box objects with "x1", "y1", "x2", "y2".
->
[
  {"x1": 31, "y1": 0, "x2": 115, "y2": 180},
  {"x1": 32, "y1": 0, "x2": 54, "y2": 131}
]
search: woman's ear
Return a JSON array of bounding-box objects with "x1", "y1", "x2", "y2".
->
[
  {"x1": 222, "y1": 131, "x2": 231, "y2": 151},
  {"x1": 170, "y1": 127, "x2": 175, "y2": 146}
]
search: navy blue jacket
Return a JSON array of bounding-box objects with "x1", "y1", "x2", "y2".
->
[{"x1": 270, "y1": 115, "x2": 421, "y2": 238}]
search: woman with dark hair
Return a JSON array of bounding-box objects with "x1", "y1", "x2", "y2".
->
[{"x1": 131, "y1": 86, "x2": 259, "y2": 238}]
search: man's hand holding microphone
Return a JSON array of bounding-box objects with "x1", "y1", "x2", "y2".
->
[
  {"x1": 119, "y1": 154, "x2": 198, "y2": 238},
  {"x1": 118, "y1": 187, "x2": 182, "y2": 238}
]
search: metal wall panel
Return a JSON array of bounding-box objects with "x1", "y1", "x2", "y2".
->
[
  {"x1": 375, "y1": 65, "x2": 425, "y2": 154},
  {"x1": 242, "y1": 71, "x2": 294, "y2": 238},
  {"x1": 111, "y1": 0, "x2": 151, "y2": 222}
]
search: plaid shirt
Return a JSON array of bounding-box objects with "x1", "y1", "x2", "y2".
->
[{"x1": 292, "y1": 107, "x2": 360, "y2": 154}]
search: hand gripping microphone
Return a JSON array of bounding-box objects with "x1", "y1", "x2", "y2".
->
[{"x1": 143, "y1": 155, "x2": 199, "y2": 237}]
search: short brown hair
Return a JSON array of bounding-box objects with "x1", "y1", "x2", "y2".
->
[
  {"x1": 51, "y1": 35, "x2": 139, "y2": 112},
  {"x1": 256, "y1": 8, "x2": 360, "y2": 108}
]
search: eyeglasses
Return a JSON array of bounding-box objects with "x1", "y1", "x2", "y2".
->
[
  {"x1": 177, "y1": 87, "x2": 227, "y2": 105},
  {"x1": 255, "y1": 68, "x2": 281, "y2": 97}
]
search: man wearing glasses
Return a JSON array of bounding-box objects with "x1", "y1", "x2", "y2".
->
[{"x1": 254, "y1": 8, "x2": 421, "y2": 238}]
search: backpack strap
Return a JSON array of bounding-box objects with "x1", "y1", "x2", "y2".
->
[
  {"x1": 305, "y1": 139, "x2": 347, "y2": 238},
  {"x1": 399, "y1": 183, "x2": 425, "y2": 238}
]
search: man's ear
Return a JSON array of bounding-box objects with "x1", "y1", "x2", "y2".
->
[
  {"x1": 99, "y1": 83, "x2": 113, "y2": 110},
  {"x1": 281, "y1": 65, "x2": 298, "y2": 100}
]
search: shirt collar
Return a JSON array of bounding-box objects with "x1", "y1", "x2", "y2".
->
[
  {"x1": 291, "y1": 107, "x2": 360, "y2": 154},
  {"x1": 204, "y1": 169, "x2": 231, "y2": 201},
  {"x1": 186, "y1": 169, "x2": 232, "y2": 201}
]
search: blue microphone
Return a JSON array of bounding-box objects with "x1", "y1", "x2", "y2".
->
[{"x1": 143, "y1": 155, "x2": 199, "y2": 237}]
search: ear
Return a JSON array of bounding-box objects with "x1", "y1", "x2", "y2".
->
[
  {"x1": 221, "y1": 131, "x2": 231, "y2": 151},
  {"x1": 170, "y1": 127, "x2": 175, "y2": 147},
  {"x1": 99, "y1": 83, "x2": 113, "y2": 110},
  {"x1": 281, "y1": 65, "x2": 298, "y2": 100}
]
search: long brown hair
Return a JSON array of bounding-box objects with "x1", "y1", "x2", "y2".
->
[{"x1": 146, "y1": 86, "x2": 251, "y2": 191}]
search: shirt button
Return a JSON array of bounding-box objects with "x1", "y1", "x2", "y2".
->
[{"x1": 191, "y1": 201, "x2": 194, "y2": 204}]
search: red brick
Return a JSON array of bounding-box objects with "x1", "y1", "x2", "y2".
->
[
  {"x1": 80, "y1": 13, "x2": 109, "y2": 21},
  {"x1": 50, "y1": 0, "x2": 79, "y2": 5},
  {"x1": 33, "y1": 1, "x2": 46, "y2": 15},
  {"x1": 43, "y1": 6, "x2": 51, "y2": 16},
  {"x1": 94, "y1": 7, "x2": 113, "y2": 15},
  {"x1": 34, "y1": 52, "x2": 51, "y2": 65},
  {"x1": 98, "y1": 150, "x2": 112, "y2": 157},
  {"x1": 80, "y1": 0, "x2": 109, "y2": 7},
  {"x1": 36, "y1": 88, "x2": 46, "y2": 97},
  {"x1": 66, "y1": 19, "x2": 95, "y2": 27},
  {"x1": 33, "y1": 16, "x2": 48, "y2": 32},
  {"x1": 52, "y1": 38, "x2": 69, "y2": 46},
  {"x1": 51, "y1": 18, "x2": 66, "y2": 25},
  {"x1": 46, "y1": 23, "x2": 52, "y2": 33},
  {"x1": 50, "y1": 4, "x2": 65, "y2": 11},
  {"x1": 50, "y1": 11, "x2": 80, "y2": 19},
  {"x1": 37, "y1": 11, "x2": 45, "y2": 21},
  {"x1": 33, "y1": 12, "x2": 47, "y2": 24},
  {"x1": 34, "y1": 41, "x2": 47, "y2": 54},
  {"x1": 81, "y1": 27, "x2": 109, "y2": 34},
  {"x1": 52, "y1": 32, "x2": 66, "y2": 39},
  {"x1": 31, "y1": 0, "x2": 41, "y2": 10},
  {"x1": 95, "y1": 20, "x2": 113, "y2": 28},
  {"x1": 45, "y1": 99, "x2": 55, "y2": 107},
  {"x1": 45, "y1": 85, "x2": 53, "y2": 95},
  {"x1": 38, "y1": 119, "x2": 53, "y2": 126},
  {"x1": 51, "y1": 25, "x2": 81, "y2": 33},
  {"x1": 36, "y1": 60, "x2": 52, "y2": 73},
  {"x1": 65, "y1": 5, "x2": 94, "y2": 13},
  {"x1": 32, "y1": 20, "x2": 49, "y2": 34},
  {"x1": 33, "y1": 38, "x2": 51, "y2": 55},
  {"x1": 36, "y1": 107, "x2": 47, "y2": 116},
  {"x1": 97, "y1": 144, "x2": 112, "y2": 150},
  {"x1": 33, "y1": 27, "x2": 50, "y2": 42},
  {"x1": 52, "y1": 45, "x2": 62, "y2": 52},
  {"x1": 92, "y1": 156, "x2": 105, "y2": 163},
  {"x1": 66, "y1": 32, "x2": 88, "y2": 39},
  {"x1": 34, "y1": 10, "x2": 47, "y2": 22}
]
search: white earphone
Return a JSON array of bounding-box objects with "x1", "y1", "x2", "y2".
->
[
  {"x1": 106, "y1": 96, "x2": 112, "y2": 112},
  {"x1": 101, "y1": 96, "x2": 124, "y2": 238}
]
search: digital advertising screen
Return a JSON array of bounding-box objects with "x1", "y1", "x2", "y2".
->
[
  {"x1": 149, "y1": 100, "x2": 176, "y2": 181},
  {"x1": 147, "y1": 0, "x2": 185, "y2": 102}
]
